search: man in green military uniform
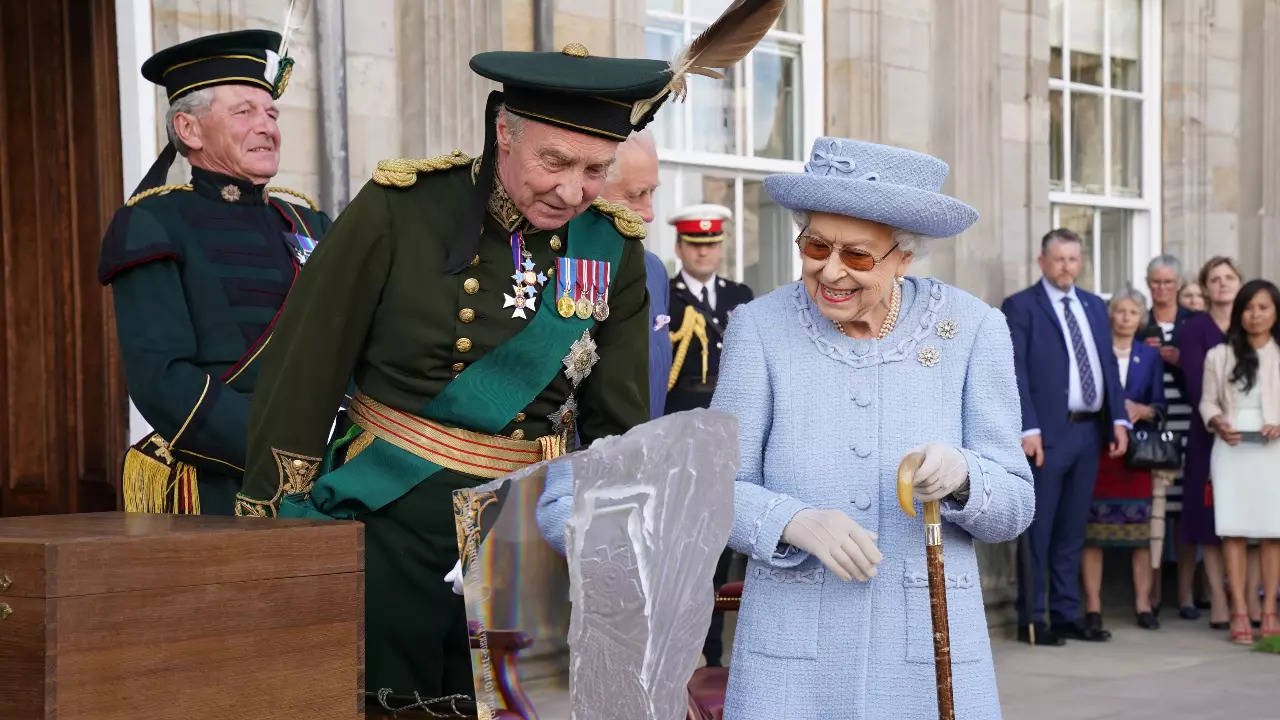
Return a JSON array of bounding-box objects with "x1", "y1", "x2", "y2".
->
[
  {"x1": 99, "y1": 29, "x2": 330, "y2": 517},
  {"x1": 236, "y1": 42, "x2": 673, "y2": 708}
]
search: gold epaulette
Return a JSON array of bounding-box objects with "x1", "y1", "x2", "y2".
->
[
  {"x1": 372, "y1": 150, "x2": 474, "y2": 187},
  {"x1": 590, "y1": 198, "x2": 647, "y2": 240},
  {"x1": 267, "y1": 186, "x2": 319, "y2": 212},
  {"x1": 125, "y1": 183, "x2": 193, "y2": 207}
]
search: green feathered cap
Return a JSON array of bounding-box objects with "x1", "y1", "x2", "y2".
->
[
  {"x1": 141, "y1": 29, "x2": 293, "y2": 104},
  {"x1": 470, "y1": 43, "x2": 673, "y2": 140}
]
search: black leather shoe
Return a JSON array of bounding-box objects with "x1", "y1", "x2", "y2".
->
[
  {"x1": 1017, "y1": 622, "x2": 1065, "y2": 646},
  {"x1": 1179, "y1": 605, "x2": 1201, "y2": 620},
  {"x1": 1136, "y1": 611, "x2": 1160, "y2": 630},
  {"x1": 1053, "y1": 614, "x2": 1112, "y2": 641}
]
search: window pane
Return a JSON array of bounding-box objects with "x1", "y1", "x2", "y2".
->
[
  {"x1": 1050, "y1": 0, "x2": 1064, "y2": 79},
  {"x1": 1070, "y1": 92, "x2": 1104, "y2": 194},
  {"x1": 689, "y1": 0, "x2": 727, "y2": 21},
  {"x1": 651, "y1": 165, "x2": 681, "y2": 275},
  {"x1": 1110, "y1": 0, "x2": 1142, "y2": 90},
  {"x1": 776, "y1": 1, "x2": 802, "y2": 32},
  {"x1": 1068, "y1": 0, "x2": 1104, "y2": 85},
  {"x1": 1050, "y1": 90, "x2": 1064, "y2": 191},
  {"x1": 742, "y1": 179, "x2": 795, "y2": 293},
  {"x1": 645, "y1": 27, "x2": 683, "y2": 150},
  {"x1": 752, "y1": 48, "x2": 800, "y2": 160},
  {"x1": 646, "y1": 0, "x2": 681, "y2": 12},
  {"x1": 1111, "y1": 97, "x2": 1142, "y2": 197},
  {"x1": 688, "y1": 68, "x2": 738, "y2": 155},
  {"x1": 1053, "y1": 204, "x2": 1097, "y2": 293},
  {"x1": 1098, "y1": 208, "x2": 1133, "y2": 295},
  {"x1": 682, "y1": 170, "x2": 737, "y2": 278}
]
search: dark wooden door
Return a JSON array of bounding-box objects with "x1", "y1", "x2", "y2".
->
[{"x1": 0, "y1": 0, "x2": 127, "y2": 515}]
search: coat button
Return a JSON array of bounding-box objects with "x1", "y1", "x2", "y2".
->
[
  {"x1": 550, "y1": 235, "x2": 562, "y2": 251},
  {"x1": 853, "y1": 392, "x2": 871, "y2": 408},
  {"x1": 459, "y1": 308, "x2": 475, "y2": 323},
  {"x1": 514, "y1": 412, "x2": 527, "y2": 422},
  {"x1": 853, "y1": 445, "x2": 871, "y2": 458},
  {"x1": 716, "y1": 341, "x2": 723, "y2": 349},
  {"x1": 712, "y1": 317, "x2": 720, "y2": 324},
  {"x1": 856, "y1": 494, "x2": 872, "y2": 510},
  {"x1": 452, "y1": 362, "x2": 466, "y2": 372},
  {"x1": 463, "y1": 278, "x2": 480, "y2": 295},
  {"x1": 510, "y1": 429, "x2": 526, "y2": 440},
  {"x1": 455, "y1": 337, "x2": 472, "y2": 353}
]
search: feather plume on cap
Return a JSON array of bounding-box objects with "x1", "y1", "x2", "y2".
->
[{"x1": 630, "y1": 0, "x2": 787, "y2": 125}]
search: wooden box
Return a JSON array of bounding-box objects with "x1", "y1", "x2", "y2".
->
[{"x1": 0, "y1": 512, "x2": 363, "y2": 720}]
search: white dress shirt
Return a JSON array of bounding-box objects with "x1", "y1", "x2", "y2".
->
[{"x1": 681, "y1": 270, "x2": 717, "y2": 311}]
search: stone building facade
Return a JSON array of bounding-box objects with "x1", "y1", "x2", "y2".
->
[{"x1": 120, "y1": 0, "x2": 1280, "y2": 643}]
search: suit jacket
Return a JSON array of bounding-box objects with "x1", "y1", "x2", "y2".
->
[
  {"x1": 1199, "y1": 339, "x2": 1280, "y2": 429},
  {"x1": 644, "y1": 250, "x2": 671, "y2": 419},
  {"x1": 1001, "y1": 280, "x2": 1127, "y2": 446},
  {"x1": 1118, "y1": 342, "x2": 1166, "y2": 434},
  {"x1": 666, "y1": 273, "x2": 753, "y2": 413}
]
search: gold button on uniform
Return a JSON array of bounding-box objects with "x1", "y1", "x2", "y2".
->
[
  {"x1": 455, "y1": 338, "x2": 472, "y2": 353},
  {"x1": 510, "y1": 429, "x2": 526, "y2": 440},
  {"x1": 514, "y1": 412, "x2": 526, "y2": 422},
  {"x1": 471, "y1": 254, "x2": 480, "y2": 266},
  {"x1": 463, "y1": 278, "x2": 479, "y2": 294},
  {"x1": 452, "y1": 362, "x2": 466, "y2": 372},
  {"x1": 459, "y1": 308, "x2": 475, "y2": 323},
  {"x1": 550, "y1": 235, "x2": 562, "y2": 251}
]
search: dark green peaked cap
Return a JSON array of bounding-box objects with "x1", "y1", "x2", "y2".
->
[
  {"x1": 470, "y1": 44, "x2": 673, "y2": 139},
  {"x1": 141, "y1": 29, "x2": 292, "y2": 104}
]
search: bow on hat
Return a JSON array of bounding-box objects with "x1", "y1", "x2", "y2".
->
[{"x1": 805, "y1": 148, "x2": 880, "y2": 182}]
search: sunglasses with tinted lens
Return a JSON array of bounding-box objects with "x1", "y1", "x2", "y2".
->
[{"x1": 795, "y1": 235, "x2": 898, "y2": 272}]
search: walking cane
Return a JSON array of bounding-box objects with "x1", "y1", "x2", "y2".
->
[{"x1": 897, "y1": 452, "x2": 954, "y2": 720}]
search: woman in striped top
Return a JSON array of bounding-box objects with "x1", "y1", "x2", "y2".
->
[{"x1": 1143, "y1": 255, "x2": 1199, "y2": 619}]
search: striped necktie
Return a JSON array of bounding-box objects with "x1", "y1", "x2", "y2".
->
[{"x1": 1061, "y1": 296, "x2": 1098, "y2": 406}]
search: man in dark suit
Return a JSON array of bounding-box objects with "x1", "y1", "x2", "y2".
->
[
  {"x1": 666, "y1": 204, "x2": 753, "y2": 415},
  {"x1": 597, "y1": 130, "x2": 672, "y2": 419},
  {"x1": 1002, "y1": 228, "x2": 1129, "y2": 645}
]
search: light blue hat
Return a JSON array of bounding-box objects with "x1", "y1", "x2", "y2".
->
[{"x1": 764, "y1": 137, "x2": 978, "y2": 238}]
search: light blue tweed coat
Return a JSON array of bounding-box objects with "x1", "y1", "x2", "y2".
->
[{"x1": 714, "y1": 277, "x2": 1034, "y2": 720}]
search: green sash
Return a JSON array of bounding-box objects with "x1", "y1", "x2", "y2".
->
[{"x1": 282, "y1": 209, "x2": 625, "y2": 519}]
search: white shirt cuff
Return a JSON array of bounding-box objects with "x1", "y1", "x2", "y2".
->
[{"x1": 1021, "y1": 429, "x2": 1041, "y2": 438}]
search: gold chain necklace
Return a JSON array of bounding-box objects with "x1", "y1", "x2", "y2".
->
[{"x1": 833, "y1": 279, "x2": 902, "y2": 340}]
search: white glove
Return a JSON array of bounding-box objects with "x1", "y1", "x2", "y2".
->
[
  {"x1": 780, "y1": 508, "x2": 883, "y2": 582},
  {"x1": 444, "y1": 560, "x2": 464, "y2": 596},
  {"x1": 908, "y1": 442, "x2": 969, "y2": 502}
]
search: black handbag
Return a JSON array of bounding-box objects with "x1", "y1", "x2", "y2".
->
[{"x1": 1125, "y1": 409, "x2": 1182, "y2": 469}]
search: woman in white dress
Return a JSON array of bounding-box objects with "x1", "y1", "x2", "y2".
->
[{"x1": 1200, "y1": 279, "x2": 1280, "y2": 644}]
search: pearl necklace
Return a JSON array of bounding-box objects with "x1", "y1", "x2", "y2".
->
[{"x1": 833, "y1": 279, "x2": 902, "y2": 340}]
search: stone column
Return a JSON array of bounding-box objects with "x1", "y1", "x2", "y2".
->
[
  {"x1": 396, "y1": 0, "x2": 502, "y2": 161},
  {"x1": 1238, "y1": 0, "x2": 1280, "y2": 278},
  {"x1": 1163, "y1": 0, "x2": 1241, "y2": 272}
]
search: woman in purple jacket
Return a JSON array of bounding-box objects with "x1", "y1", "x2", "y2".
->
[{"x1": 1178, "y1": 256, "x2": 1242, "y2": 628}]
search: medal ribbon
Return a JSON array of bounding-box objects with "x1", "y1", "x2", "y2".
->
[
  {"x1": 597, "y1": 261, "x2": 609, "y2": 303},
  {"x1": 510, "y1": 231, "x2": 523, "y2": 280}
]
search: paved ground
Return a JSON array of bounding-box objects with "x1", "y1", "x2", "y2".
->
[{"x1": 523, "y1": 615, "x2": 1279, "y2": 718}]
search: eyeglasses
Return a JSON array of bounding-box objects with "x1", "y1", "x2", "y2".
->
[{"x1": 795, "y1": 234, "x2": 899, "y2": 272}]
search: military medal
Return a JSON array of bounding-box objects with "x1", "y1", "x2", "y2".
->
[
  {"x1": 593, "y1": 261, "x2": 611, "y2": 321},
  {"x1": 574, "y1": 259, "x2": 593, "y2": 319},
  {"x1": 503, "y1": 232, "x2": 545, "y2": 320},
  {"x1": 562, "y1": 330, "x2": 599, "y2": 386},
  {"x1": 281, "y1": 231, "x2": 317, "y2": 265},
  {"x1": 556, "y1": 257, "x2": 576, "y2": 318}
]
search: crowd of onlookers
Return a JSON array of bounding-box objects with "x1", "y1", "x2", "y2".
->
[{"x1": 1006, "y1": 230, "x2": 1280, "y2": 647}]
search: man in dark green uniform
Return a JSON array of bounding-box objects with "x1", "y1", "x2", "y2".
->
[
  {"x1": 99, "y1": 30, "x2": 330, "y2": 516},
  {"x1": 235, "y1": 42, "x2": 679, "y2": 710}
]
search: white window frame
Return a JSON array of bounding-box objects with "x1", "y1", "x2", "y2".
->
[
  {"x1": 648, "y1": 0, "x2": 824, "y2": 284},
  {"x1": 1047, "y1": 0, "x2": 1161, "y2": 295}
]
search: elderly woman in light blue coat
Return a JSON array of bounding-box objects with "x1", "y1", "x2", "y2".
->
[{"x1": 713, "y1": 137, "x2": 1034, "y2": 720}]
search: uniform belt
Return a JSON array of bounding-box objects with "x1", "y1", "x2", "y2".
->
[
  {"x1": 348, "y1": 393, "x2": 565, "y2": 479},
  {"x1": 1067, "y1": 410, "x2": 1102, "y2": 423}
]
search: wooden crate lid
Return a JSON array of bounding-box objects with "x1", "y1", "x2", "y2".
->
[{"x1": 0, "y1": 512, "x2": 362, "y2": 599}]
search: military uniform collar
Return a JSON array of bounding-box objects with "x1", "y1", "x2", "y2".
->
[
  {"x1": 487, "y1": 174, "x2": 533, "y2": 233},
  {"x1": 191, "y1": 166, "x2": 268, "y2": 206}
]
